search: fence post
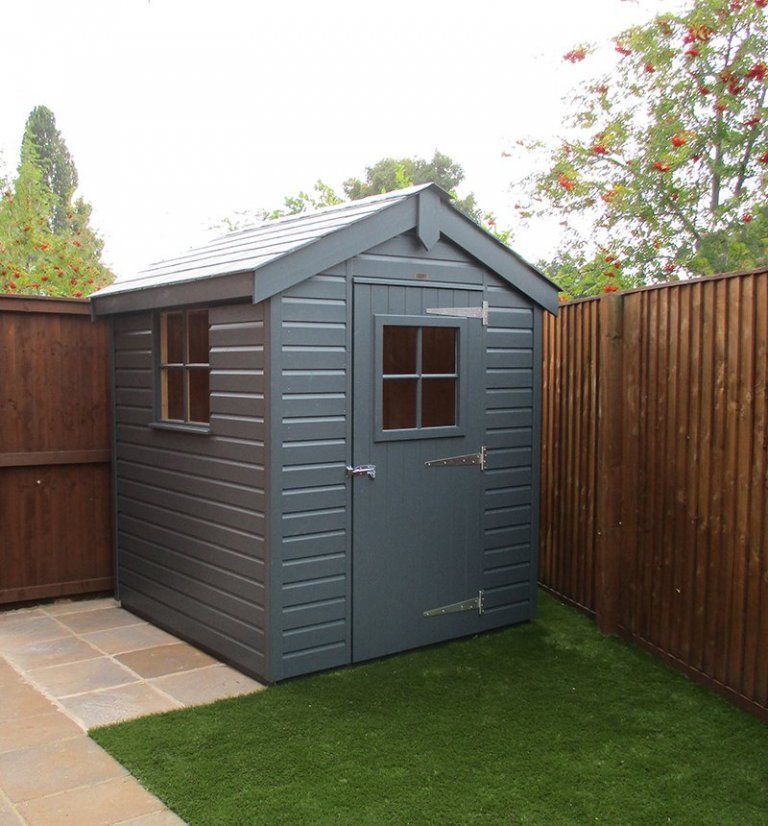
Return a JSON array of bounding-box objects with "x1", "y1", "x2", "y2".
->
[{"x1": 595, "y1": 293, "x2": 624, "y2": 635}]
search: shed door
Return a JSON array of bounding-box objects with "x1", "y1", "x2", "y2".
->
[{"x1": 351, "y1": 283, "x2": 485, "y2": 662}]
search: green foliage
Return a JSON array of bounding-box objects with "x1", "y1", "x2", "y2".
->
[
  {"x1": 690, "y1": 203, "x2": 768, "y2": 272},
  {"x1": 343, "y1": 150, "x2": 462, "y2": 198},
  {"x1": 516, "y1": 0, "x2": 768, "y2": 298},
  {"x1": 92, "y1": 593, "x2": 768, "y2": 824},
  {"x1": 216, "y1": 151, "x2": 511, "y2": 243},
  {"x1": 342, "y1": 150, "x2": 510, "y2": 241},
  {"x1": 23, "y1": 105, "x2": 78, "y2": 234},
  {"x1": 0, "y1": 107, "x2": 114, "y2": 297}
]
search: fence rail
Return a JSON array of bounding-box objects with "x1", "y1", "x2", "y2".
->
[
  {"x1": 0, "y1": 295, "x2": 113, "y2": 605},
  {"x1": 540, "y1": 269, "x2": 768, "y2": 721}
]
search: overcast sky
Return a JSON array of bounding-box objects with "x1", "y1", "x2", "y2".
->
[{"x1": 2, "y1": 0, "x2": 664, "y2": 279}]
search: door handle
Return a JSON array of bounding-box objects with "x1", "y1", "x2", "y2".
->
[{"x1": 346, "y1": 464, "x2": 376, "y2": 479}]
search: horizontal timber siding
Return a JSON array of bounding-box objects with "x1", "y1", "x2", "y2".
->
[
  {"x1": 481, "y1": 273, "x2": 538, "y2": 626},
  {"x1": 113, "y1": 304, "x2": 267, "y2": 679},
  {"x1": 268, "y1": 232, "x2": 541, "y2": 679},
  {"x1": 269, "y1": 271, "x2": 351, "y2": 680}
]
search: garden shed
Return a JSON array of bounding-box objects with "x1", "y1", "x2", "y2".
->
[{"x1": 91, "y1": 183, "x2": 559, "y2": 683}]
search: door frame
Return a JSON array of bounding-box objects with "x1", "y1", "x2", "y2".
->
[{"x1": 349, "y1": 278, "x2": 487, "y2": 662}]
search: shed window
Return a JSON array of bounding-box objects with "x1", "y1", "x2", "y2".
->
[
  {"x1": 382, "y1": 325, "x2": 458, "y2": 431},
  {"x1": 158, "y1": 309, "x2": 210, "y2": 424}
]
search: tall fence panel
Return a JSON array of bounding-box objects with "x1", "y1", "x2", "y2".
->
[
  {"x1": 0, "y1": 295, "x2": 113, "y2": 604},
  {"x1": 540, "y1": 298, "x2": 600, "y2": 614},
  {"x1": 540, "y1": 270, "x2": 768, "y2": 721}
]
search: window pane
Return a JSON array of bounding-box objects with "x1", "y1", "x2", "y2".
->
[
  {"x1": 422, "y1": 378, "x2": 456, "y2": 428},
  {"x1": 188, "y1": 310, "x2": 209, "y2": 364},
  {"x1": 422, "y1": 327, "x2": 456, "y2": 374},
  {"x1": 383, "y1": 326, "x2": 418, "y2": 375},
  {"x1": 189, "y1": 368, "x2": 210, "y2": 424},
  {"x1": 162, "y1": 367, "x2": 184, "y2": 420},
  {"x1": 383, "y1": 378, "x2": 417, "y2": 430},
  {"x1": 163, "y1": 312, "x2": 184, "y2": 364}
]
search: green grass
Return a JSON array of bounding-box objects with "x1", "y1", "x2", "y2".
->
[{"x1": 92, "y1": 594, "x2": 768, "y2": 825}]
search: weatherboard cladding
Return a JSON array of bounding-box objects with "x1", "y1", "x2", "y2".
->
[
  {"x1": 102, "y1": 183, "x2": 556, "y2": 682},
  {"x1": 265, "y1": 232, "x2": 539, "y2": 679},
  {"x1": 480, "y1": 272, "x2": 540, "y2": 622},
  {"x1": 113, "y1": 304, "x2": 268, "y2": 679},
  {"x1": 268, "y1": 269, "x2": 351, "y2": 680}
]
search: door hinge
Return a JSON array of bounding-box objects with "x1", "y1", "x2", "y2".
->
[
  {"x1": 424, "y1": 590, "x2": 485, "y2": 618},
  {"x1": 425, "y1": 300, "x2": 488, "y2": 326},
  {"x1": 424, "y1": 445, "x2": 487, "y2": 471}
]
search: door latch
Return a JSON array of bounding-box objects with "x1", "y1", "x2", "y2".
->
[{"x1": 346, "y1": 464, "x2": 376, "y2": 479}]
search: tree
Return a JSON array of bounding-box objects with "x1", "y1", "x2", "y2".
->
[
  {"x1": 23, "y1": 106, "x2": 78, "y2": 234},
  {"x1": 514, "y1": 0, "x2": 768, "y2": 297},
  {"x1": 342, "y1": 151, "x2": 490, "y2": 227},
  {"x1": 216, "y1": 151, "x2": 510, "y2": 243},
  {"x1": 0, "y1": 108, "x2": 114, "y2": 297}
]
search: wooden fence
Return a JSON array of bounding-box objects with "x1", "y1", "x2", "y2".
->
[
  {"x1": 0, "y1": 295, "x2": 113, "y2": 604},
  {"x1": 540, "y1": 269, "x2": 768, "y2": 720}
]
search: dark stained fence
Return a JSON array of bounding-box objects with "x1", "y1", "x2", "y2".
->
[
  {"x1": 0, "y1": 295, "x2": 113, "y2": 604},
  {"x1": 540, "y1": 297, "x2": 600, "y2": 614},
  {"x1": 540, "y1": 270, "x2": 768, "y2": 721}
]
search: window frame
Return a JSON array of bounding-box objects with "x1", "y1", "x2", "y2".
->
[
  {"x1": 374, "y1": 314, "x2": 467, "y2": 442},
  {"x1": 152, "y1": 308, "x2": 212, "y2": 434}
]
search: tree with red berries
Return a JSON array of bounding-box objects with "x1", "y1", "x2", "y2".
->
[
  {"x1": 0, "y1": 108, "x2": 114, "y2": 297},
  {"x1": 514, "y1": 0, "x2": 768, "y2": 297}
]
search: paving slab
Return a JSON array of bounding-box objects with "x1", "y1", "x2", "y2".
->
[
  {"x1": 16, "y1": 776, "x2": 164, "y2": 826},
  {"x1": 0, "y1": 659, "x2": 21, "y2": 687},
  {"x1": 0, "y1": 738, "x2": 127, "y2": 803},
  {"x1": 0, "y1": 595, "x2": 266, "y2": 824},
  {"x1": 0, "y1": 712, "x2": 82, "y2": 755},
  {"x1": 83, "y1": 624, "x2": 176, "y2": 656},
  {"x1": 59, "y1": 683, "x2": 181, "y2": 729},
  {"x1": 0, "y1": 618, "x2": 69, "y2": 649},
  {"x1": 54, "y1": 608, "x2": 143, "y2": 635},
  {"x1": 0, "y1": 608, "x2": 45, "y2": 629},
  {"x1": 117, "y1": 811, "x2": 186, "y2": 825},
  {"x1": 0, "y1": 681, "x2": 57, "y2": 722},
  {"x1": 4, "y1": 636, "x2": 101, "y2": 671},
  {"x1": 27, "y1": 657, "x2": 139, "y2": 699},
  {"x1": 42, "y1": 598, "x2": 119, "y2": 616},
  {"x1": 116, "y1": 643, "x2": 216, "y2": 679},
  {"x1": 0, "y1": 792, "x2": 23, "y2": 825},
  {"x1": 151, "y1": 664, "x2": 264, "y2": 706}
]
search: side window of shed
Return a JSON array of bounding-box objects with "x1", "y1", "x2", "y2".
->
[{"x1": 157, "y1": 309, "x2": 210, "y2": 425}]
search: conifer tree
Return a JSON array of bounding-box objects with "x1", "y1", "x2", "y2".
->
[
  {"x1": 0, "y1": 107, "x2": 114, "y2": 297},
  {"x1": 23, "y1": 106, "x2": 77, "y2": 233}
]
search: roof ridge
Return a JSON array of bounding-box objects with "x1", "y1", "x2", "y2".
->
[{"x1": 214, "y1": 182, "x2": 437, "y2": 240}]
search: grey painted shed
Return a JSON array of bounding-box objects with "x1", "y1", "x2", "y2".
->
[{"x1": 91, "y1": 183, "x2": 559, "y2": 683}]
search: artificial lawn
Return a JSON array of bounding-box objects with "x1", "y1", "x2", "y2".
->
[{"x1": 92, "y1": 594, "x2": 768, "y2": 825}]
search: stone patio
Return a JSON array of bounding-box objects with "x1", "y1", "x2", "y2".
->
[{"x1": 0, "y1": 596, "x2": 264, "y2": 824}]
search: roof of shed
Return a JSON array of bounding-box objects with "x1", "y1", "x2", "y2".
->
[
  {"x1": 91, "y1": 183, "x2": 560, "y2": 313},
  {"x1": 94, "y1": 185, "x2": 433, "y2": 297}
]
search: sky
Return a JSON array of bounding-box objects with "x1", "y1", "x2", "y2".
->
[{"x1": 1, "y1": 0, "x2": 664, "y2": 280}]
